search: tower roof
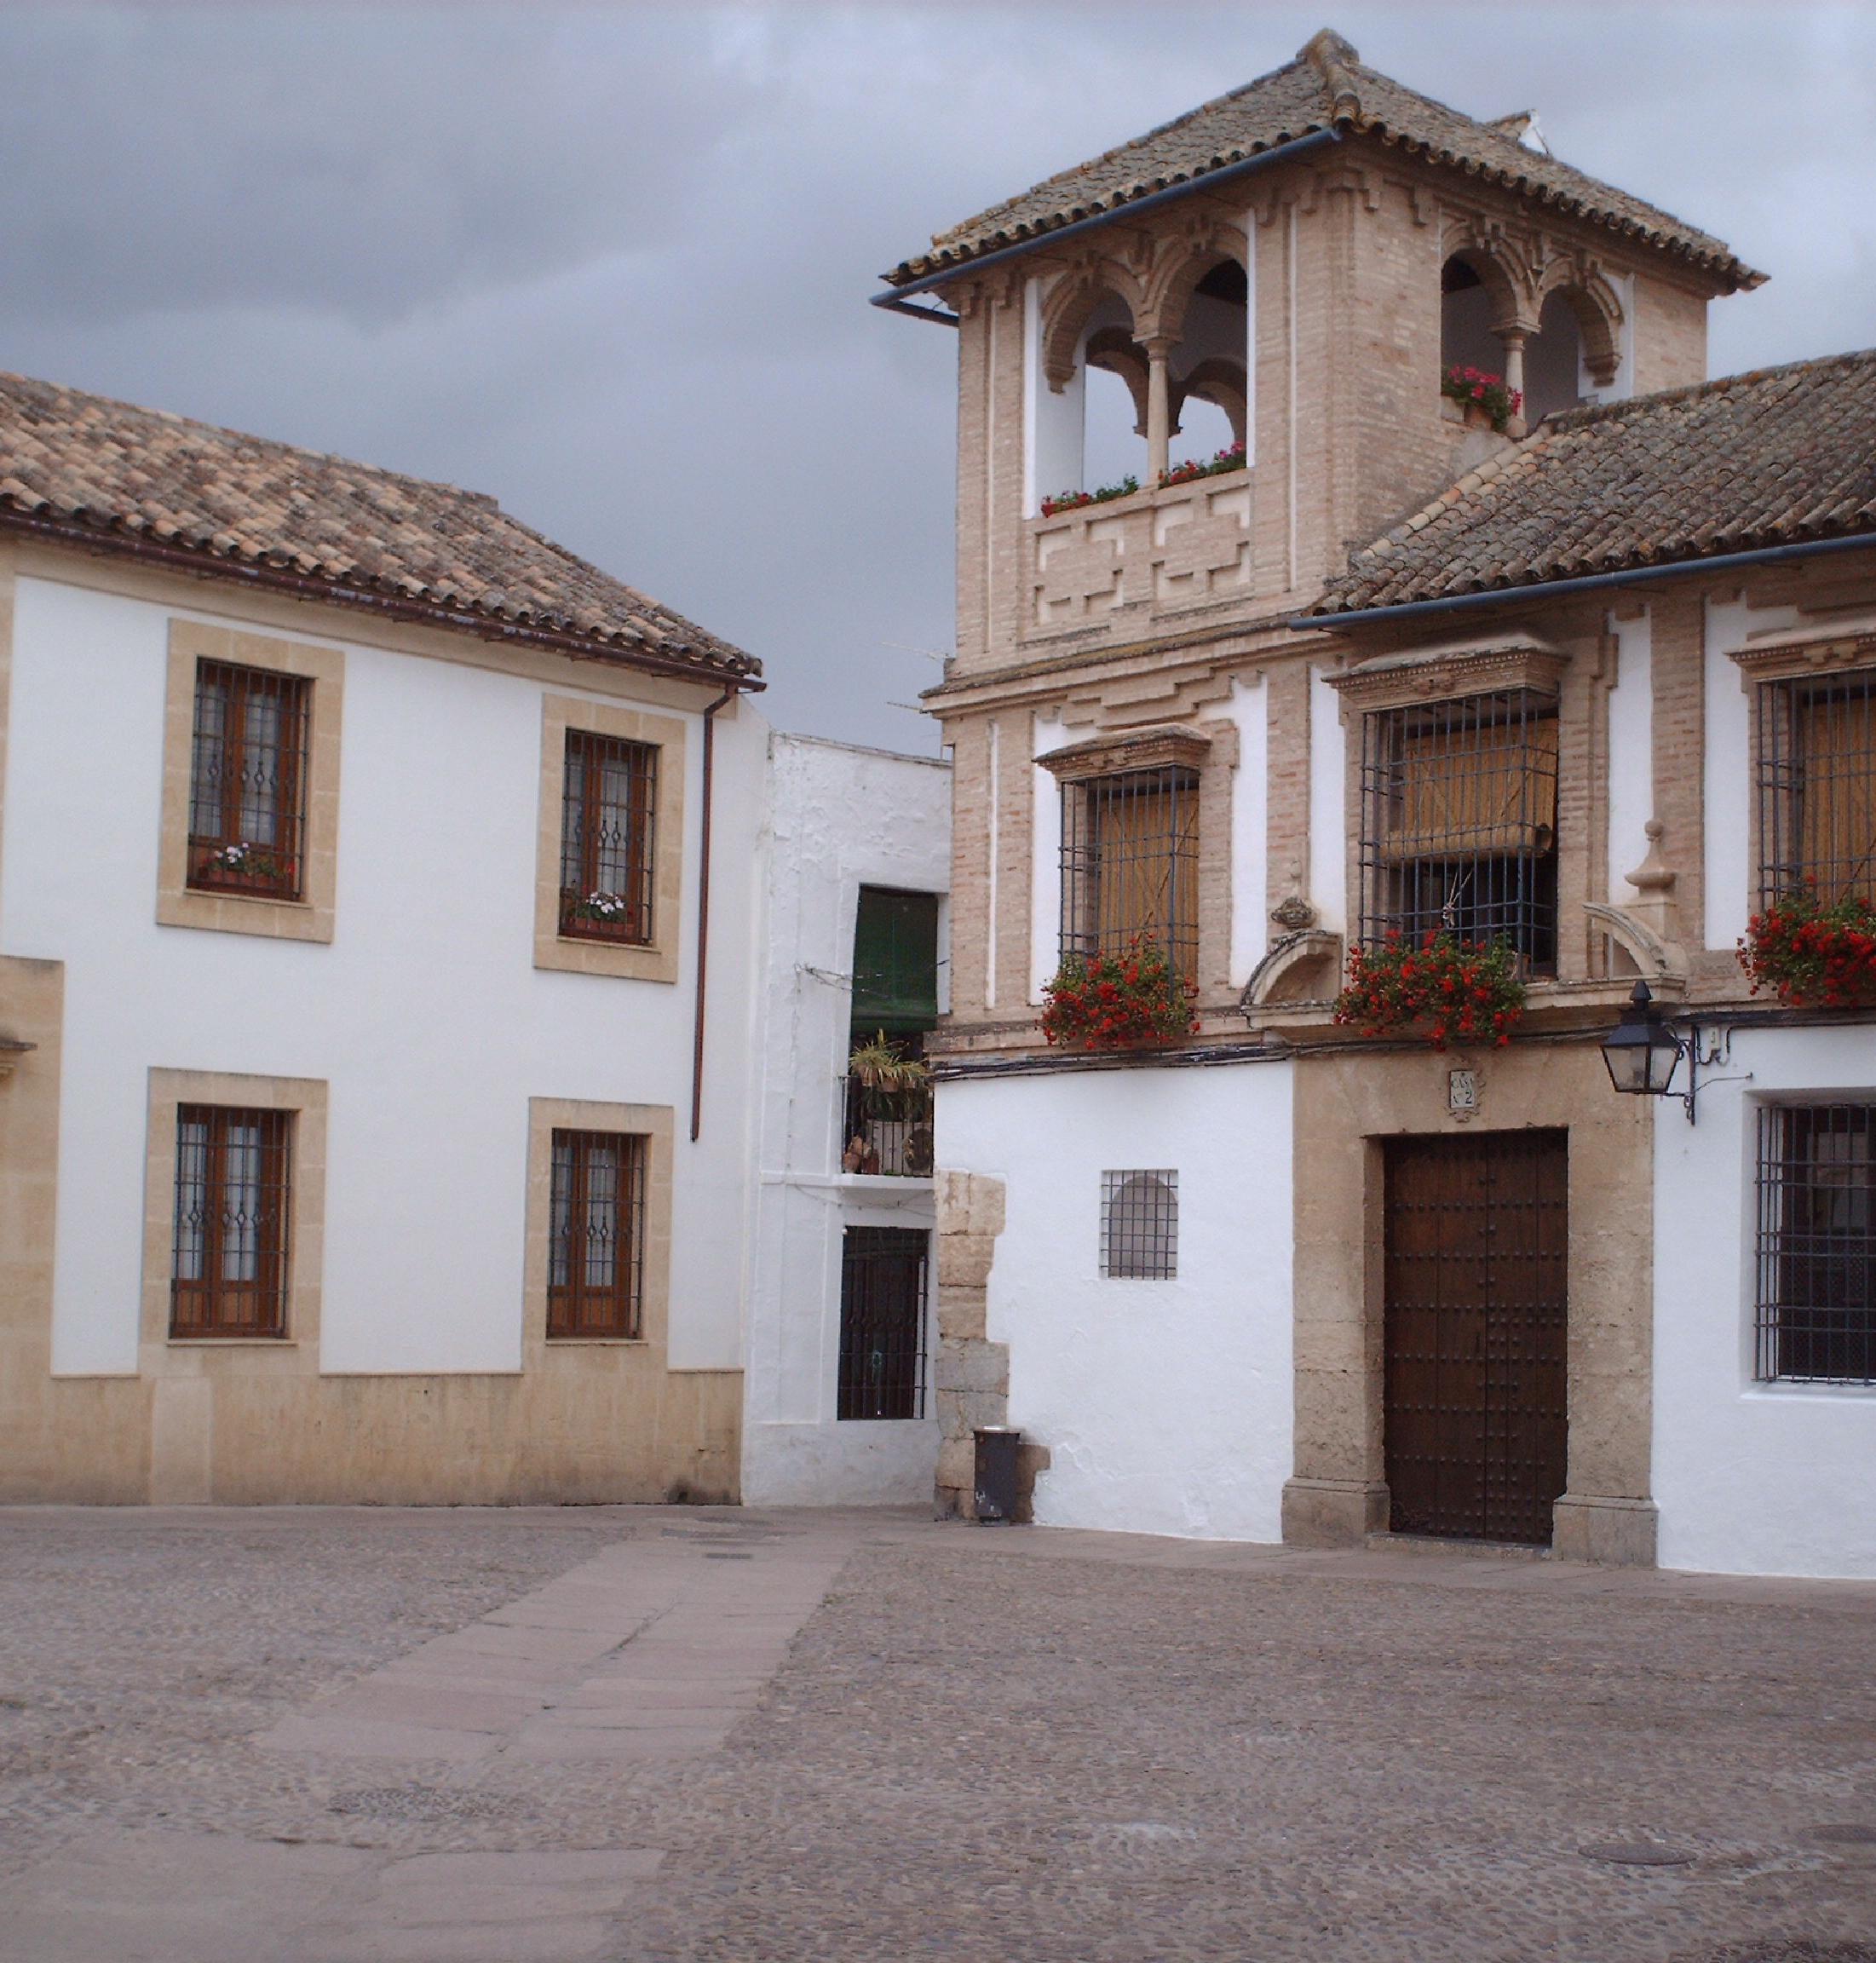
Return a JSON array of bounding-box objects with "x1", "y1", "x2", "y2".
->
[{"x1": 884, "y1": 29, "x2": 1763, "y2": 294}]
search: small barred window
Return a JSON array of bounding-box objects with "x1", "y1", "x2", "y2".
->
[
  {"x1": 1754, "y1": 1104, "x2": 1874, "y2": 1386},
  {"x1": 171, "y1": 1105, "x2": 292, "y2": 1338},
  {"x1": 187, "y1": 661, "x2": 310, "y2": 901},
  {"x1": 548, "y1": 1130, "x2": 647, "y2": 1339},
  {"x1": 559, "y1": 731, "x2": 658, "y2": 944},
  {"x1": 1101, "y1": 1169, "x2": 1178, "y2": 1280}
]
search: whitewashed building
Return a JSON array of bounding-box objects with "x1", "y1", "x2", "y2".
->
[
  {"x1": 0, "y1": 371, "x2": 775, "y2": 1505},
  {"x1": 742, "y1": 734, "x2": 950, "y2": 1505}
]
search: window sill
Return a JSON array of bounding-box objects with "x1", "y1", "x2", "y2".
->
[
  {"x1": 185, "y1": 883, "x2": 309, "y2": 908},
  {"x1": 544, "y1": 1336, "x2": 648, "y2": 1347},
  {"x1": 165, "y1": 1337, "x2": 296, "y2": 1348}
]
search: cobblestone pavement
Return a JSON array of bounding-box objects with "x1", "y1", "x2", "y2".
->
[{"x1": 2, "y1": 1508, "x2": 1873, "y2": 1961}]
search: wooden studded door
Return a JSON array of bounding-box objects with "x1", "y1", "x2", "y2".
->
[{"x1": 1383, "y1": 1131, "x2": 1568, "y2": 1545}]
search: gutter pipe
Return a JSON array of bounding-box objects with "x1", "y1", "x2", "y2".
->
[
  {"x1": 690, "y1": 684, "x2": 741, "y2": 1143},
  {"x1": 1292, "y1": 529, "x2": 1876, "y2": 633},
  {"x1": 868, "y1": 127, "x2": 1343, "y2": 324}
]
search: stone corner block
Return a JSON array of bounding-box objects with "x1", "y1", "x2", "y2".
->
[
  {"x1": 1281, "y1": 1477, "x2": 1388, "y2": 1549},
  {"x1": 1551, "y1": 1494, "x2": 1658, "y2": 1569}
]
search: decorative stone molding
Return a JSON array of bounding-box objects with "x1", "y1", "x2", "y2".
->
[
  {"x1": 1240, "y1": 928, "x2": 1344, "y2": 1008},
  {"x1": 1035, "y1": 722, "x2": 1211, "y2": 783},
  {"x1": 1269, "y1": 893, "x2": 1319, "y2": 932},
  {"x1": 1584, "y1": 903, "x2": 1687, "y2": 984},
  {"x1": 1325, "y1": 636, "x2": 1566, "y2": 712},
  {"x1": 1728, "y1": 621, "x2": 1876, "y2": 682},
  {"x1": 0, "y1": 1036, "x2": 34, "y2": 1080}
]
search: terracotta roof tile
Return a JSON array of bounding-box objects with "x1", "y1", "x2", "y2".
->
[
  {"x1": 0, "y1": 371, "x2": 758, "y2": 682},
  {"x1": 886, "y1": 30, "x2": 1760, "y2": 293},
  {"x1": 1314, "y1": 348, "x2": 1876, "y2": 615}
]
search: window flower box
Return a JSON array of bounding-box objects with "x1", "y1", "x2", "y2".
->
[
  {"x1": 1440, "y1": 365, "x2": 1522, "y2": 435},
  {"x1": 1040, "y1": 475, "x2": 1140, "y2": 519},
  {"x1": 1041, "y1": 937, "x2": 1198, "y2": 1052},
  {"x1": 1739, "y1": 888, "x2": 1876, "y2": 1008},
  {"x1": 1159, "y1": 441, "x2": 1246, "y2": 490},
  {"x1": 1333, "y1": 931, "x2": 1527, "y2": 1049}
]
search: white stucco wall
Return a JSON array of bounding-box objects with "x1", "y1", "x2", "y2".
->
[
  {"x1": 939, "y1": 1058, "x2": 1295, "y2": 1540},
  {"x1": 1703, "y1": 594, "x2": 1799, "y2": 948},
  {"x1": 1308, "y1": 665, "x2": 1347, "y2": 932},
  {"x1": 1653, "y1": 1027, "x2": 1876, "y2": 1578},
  {"x1": 740, "y1": 733, "x2": 950, "y2": 1506},
  {"x1": 4, "y1": 574, "x2": 766, "y2": 1379},
  {"x1": 1023, "y1": 274, "x2": 1085, "y2": 518},
  {"x1": 1228, "y1": 674, "x2": 1269, "y2": 983}
]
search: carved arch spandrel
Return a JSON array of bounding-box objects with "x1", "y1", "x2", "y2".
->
[
  {"x1": 1534, "y1": 258, "x2": 1626, "y2": 387},
  {"x1": 1039, "y1": 256, "x2": 1150, "y2": 391}
]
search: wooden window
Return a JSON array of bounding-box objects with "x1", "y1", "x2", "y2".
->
[
  {"x1": 1755, "y1": 1104, "x2": 1875, "y2": 1385},
  {"x1": 548, "y1": 1129, "x2": 646, "y2": 1338},
  {"x1": 1060, "y1": 768, "x2": 1200, "y2": 982},
  {"x1": 1758, "y1": 671, "x2": 1876, "y2": 907},
  {"x1": 170, "y1": 1105, "x2": 292, "y2": 1338},
  {"x1": 1359, "y1": 689, "x2": 1559, "y2": 973},
  {"x1": 187, "y1": 661, "x2": 310, "y2": 900},
  {"x1": 559, "y1": 731, "x2": 658, "y2": 943},
  {"x1": 1101, "y1": 1169, "x2": 1178, "y2": 1279}
]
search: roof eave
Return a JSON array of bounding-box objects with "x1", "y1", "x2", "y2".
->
[{"x1": 0, "y1": 507, "x2": 762, "y2": 689}]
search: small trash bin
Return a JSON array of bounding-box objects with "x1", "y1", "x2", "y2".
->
[{"x1": 974, "y1": 1425, "x2": 1022, "y2": 1523}]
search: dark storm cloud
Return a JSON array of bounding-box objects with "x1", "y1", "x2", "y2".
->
[{"x1": 1, "y1": 5, "x2": 1870, "y2": 750}]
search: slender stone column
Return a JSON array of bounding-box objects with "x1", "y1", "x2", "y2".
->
[{"x1": 1145, "y1": 337, "x2": 1175, "y2": 482}]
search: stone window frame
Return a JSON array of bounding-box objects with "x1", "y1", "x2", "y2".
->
[
  {"x1": 523, "y1": 1097, "x2": 673, "y2": 1354},
  {"x1": 140, "y1": 1068, "x2": 328, "y2": 1367},
  {"x1": 1730, "y1": 627, "x2": 1876, "y2": 912},
  {"x1": 157, "y1": 620, "x2": 343, "y2": 943},
  {"x1": 535, "y1": 695, "x2": 687, "y2": 984}
]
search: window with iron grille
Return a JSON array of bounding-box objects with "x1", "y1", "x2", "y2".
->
[
  {"x1": 548, "y1": 1130, "x2": 646, "y2": 1339},
  {"x1": 837, "y1": 1226, "x2": 929, "y2": 1419},
  {"x1": 1758, "y1": 671, "x2": 1876, "y2": 906},
  {"x1": 559, "y1": 732, "x2": 658, "y2": 943},
  {"x1": 170, "y1": 1105, "x2": 292, "y2": 1338},
  {"x1": 187, "y1": 662, "x2": 310, "y2": 901},
  {"x1": 1060, "y1": 768, "x2": 1200, "y2": 982},
  {"x1": 1101, "y1": 1169, "x2": 1178, "y2": 1279},
  {"x1": 1358, "y1": 689, "x2": 1559, "y2": 973},
  {"x1": 1755, "y1": 1104, "x2": 1875, "y2": 1385}
]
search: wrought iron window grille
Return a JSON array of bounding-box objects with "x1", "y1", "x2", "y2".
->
[
  {"x1": 1357, "y1": 689, "x2": 1559, "y2": 975},
  {"x1": 837, "y1": 1226, "x2": 929, "y2": 1420},
  {"x1": 187, "y1": 662, "x2": 311, "y2": 901},
  {"x1": 1101, "y1": 1169, "x2": 1178, "y2": 1279},
  {"x1": 837, "y1": 1074, "x2": 935, "y2": 1178},
  {"x1": 547, "y1": 1129, "x2": 647, "y2": 1340},
  {"x1": 170, "y1": 1104, "x2": 292, "y2": 1338},
  {"x1": 1059, "y1": 767, "x2": 1200, "y2": 983},
  {"x1": 559, "y1": 732, "x2": 658, "y2": 944},
  {"x1": 1757, "y1": 670, "x2": 1876, "y2": 906},
  {"x1": 1754, "y1": 1103, "x2": 1875, "y2": 1385}
]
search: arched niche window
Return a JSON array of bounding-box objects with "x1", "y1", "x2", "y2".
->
[
  {"x1": 1080, "y1": 294, "x2": 1150, "y2": 494},
  {"x1": 1440, "y1": 255, "x2": 1502, "y2": 377},
  {"x1": 1167, "y1": 256, "x2": 1248, "y2": 469},
  {"x1": 1101, "y1": 1168, "x2": 1179, "y2": 1279},
  {"x1": 1523, "y1": 288, "x2": 1586, "y2": 425}
]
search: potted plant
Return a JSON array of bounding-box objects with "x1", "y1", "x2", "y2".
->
[
  {"x1": 843, "y1": 1035, "x2": 933, "y2": 1177},
  {"x1": 1040, "y1": 936, "x2": 1198, "y2": 1052},
  {"x1": 1738, "y1": 886, "x2": 1876, "y2": 1007},
  {"x1": 567, "y1": 889, "x2": 637, "y2": 927},
  {"x1": 199, "y1": 840, "x2": 293, "y2": 886},
  {"x1": 1040, "y1": 475, "x2": 1140, "y2": 518},
  {"x1": 1441, "y1": 364, "x2": 1522, "y2": 435},
  {"x1": 1332, "y1": 931, "x2": 1526, "y2": 1049}
]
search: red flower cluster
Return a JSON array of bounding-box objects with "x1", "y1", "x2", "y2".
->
[
  {"x1": 1160, "y1": 440, "x2": 1247, "y2": 490},
  {"x1": 1040, "y1": 474, "x2": 1140, "y2": 519},
  {"x1": 1440, "y1": 364, "x2": 1522, "y2": 432},
  {"x1": 1332, "y1": 930, "x2": 1526, "y2": 1050},
  {"x1": 1738, "y1": 886, "x2": 1876, "y2": 1008},
  {"x1": 1040, "y1": 937, "x2": 1198, "y2": 1052}
]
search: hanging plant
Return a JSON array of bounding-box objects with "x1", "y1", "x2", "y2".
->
[
  {"x1": 1738, "y1": 887, "x2": 1876, "y2": 1007},
  {"x1": 1040, "y1": 937, "x2": 1198, "y2": 1052},
  {"x1": 1333, "y1": 931, "x2": 1526, "y2": 1050},
  {"x1": 1441, "y1": 364, "x2": 1522, "y2": 434}
]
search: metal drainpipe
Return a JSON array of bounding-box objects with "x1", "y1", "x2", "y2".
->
[{"x1": 691, "y1": 685, "x2": 741, "y2": 1143}]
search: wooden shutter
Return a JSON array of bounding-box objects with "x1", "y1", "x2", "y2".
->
[{"x1": 1383, "y1": 712, "x2": 1558, "y2": 861}]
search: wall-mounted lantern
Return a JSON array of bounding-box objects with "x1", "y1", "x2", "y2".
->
[{"x1": 1599, "y1": 981, "x2": 1684, "y2": 1098}]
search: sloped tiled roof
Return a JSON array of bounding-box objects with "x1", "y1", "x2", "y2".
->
[
  {"x1": 886, "y1": 29, "x2": 1761, "y2": 294},
  {"x1": 1314, "y1": 348, "x2": 1876, "y2": 616},
  {"x1": 0, "y1": 371, "x2": 758, "y2": 682}
]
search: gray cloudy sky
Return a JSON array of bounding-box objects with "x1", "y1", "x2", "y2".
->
[{"x1": 3, "y1": 4, "x2": 1872, "y2": 749}]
